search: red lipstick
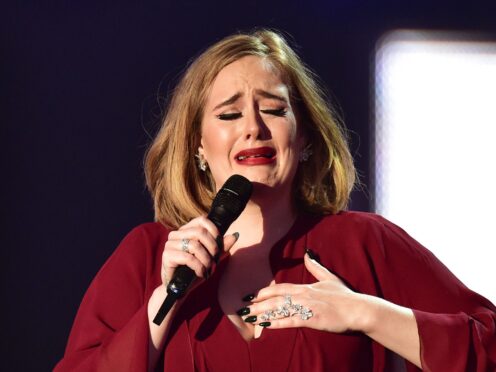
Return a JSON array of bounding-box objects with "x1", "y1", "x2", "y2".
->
[{"x1": 234, "y1": 146, "x2": 276, "y2": 165}]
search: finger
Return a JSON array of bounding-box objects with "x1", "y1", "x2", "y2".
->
[
  {"x1": 222, "y1": 232, "x2": 240, "y2": 253},
  {"x1": 252, "y1": 283, "x2": 304, "y2": 303},
  {"x1": 245, "y1": 295, "x2": 315, "y2": 327},
  {"x1": 256, "y1": 314, "x2": 314, "y2": 330},
  {"x1": 178, "y1": 216, "x2": 220, "y2": 240},
  {"x1": 161, "y1": 266, "x2": 169, "y2": 286},
  {"x1": 162, "y1": 250, "x2": 206, "y2": 279},
  {"x1": 175, "y1": 239, "x2": 212, "y2": 270},
  {"x1": 210, "y1": 232, "x2": 241, "y2": 264},
  {"x1": 304, "y1": 252, "x2": 338, "y2": 282},
  {"x1": 169, "y1": 226, "x2": 219, "y2": 258},
  {"x1": 241, "y1": 296, "x2": 285, "y2": 317}
]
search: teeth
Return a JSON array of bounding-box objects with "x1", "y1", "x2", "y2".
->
[{"x1": 237, "y1": 154, "x2": 272, "y2": 160}]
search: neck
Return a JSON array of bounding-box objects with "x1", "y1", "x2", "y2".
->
[{"x1": 226, "y1": 185, "x2": 298, "y2": 252}]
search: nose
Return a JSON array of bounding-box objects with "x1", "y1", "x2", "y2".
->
[{"x1": 244, "y1": 108, "x2": 271, "y2": 141}]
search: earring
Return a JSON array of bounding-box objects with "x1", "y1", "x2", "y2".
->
[
  {"x1": 195, "y1": 153, "x2": 208, "y2": 171},
  {"x1": 299, "y1": 144, "x2": 313, "y2": 162}
]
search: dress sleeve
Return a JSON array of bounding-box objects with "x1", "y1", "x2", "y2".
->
[
  {"x1": 54, "y1": 224, "x2": 165, "y2": 372},
  {"x1": 367, "y1": 215, "x2": 496, "y2": 372}
]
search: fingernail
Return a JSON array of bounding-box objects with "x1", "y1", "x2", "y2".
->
[
  {"x1": 242, "y1": 293, "x2": 255, "y2": 302},
  {"x1": 232, "y1": 232, "x2": 240, "y2": 241},
  {"x1": 259, "y1": 321, "x2": 271, "y2": 327},
  {"x1": 236, "y1": 307, "x2": 250, "y2": 316},
  {"x1": 244, "y1": 315, "x2": 257, "y2": 323},
  {"x1": 305, "y1": 248, "x2": 320, "y2": 262}
]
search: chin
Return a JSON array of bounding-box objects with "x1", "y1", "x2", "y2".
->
[
  {"x1": 241, "y1": 173, "x2": 275, "y2": 185},
  {"x1": 213, "y1": 170, "x2": 290, "y2": 192},
  {"x1": 233, "y1": 168, "x2": 272, "y2": 181},
  {"x1": 250, "y1": 177, "x2": 290, "y2": 192}
]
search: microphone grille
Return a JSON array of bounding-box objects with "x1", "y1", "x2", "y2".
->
[
  {"x1": 219, "y1": 174, "x2": 252, "y2": 203},
  {"x1": 209, "y1": 175, "x2": 252, "y2": 234}
]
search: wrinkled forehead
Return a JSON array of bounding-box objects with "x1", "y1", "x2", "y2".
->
[{"x1": 205, "y1": 55, "x2": 291, "y2": 106}]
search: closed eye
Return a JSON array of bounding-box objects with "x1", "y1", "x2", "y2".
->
[
  {"x1": 260, "y1": 108, "x2": 287, "y2": 117},
  {"x1": 217, "y1": 112, "x2": 242, "y2": 121}
]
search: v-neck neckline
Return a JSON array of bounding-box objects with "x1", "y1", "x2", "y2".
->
[
  {"x1": 214, "y1": 213, "x2": 304, "y2": 344},
  {"x1": 185, "y1": 213, "x2": 319, "y2": 372}
]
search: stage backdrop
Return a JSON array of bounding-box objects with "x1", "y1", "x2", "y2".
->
[{"x1": 1, "y1": 1, "x2": 495, "y2": 370}]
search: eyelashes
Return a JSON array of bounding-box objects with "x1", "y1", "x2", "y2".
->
[
  {"x1": 217, "y1": 108, "x2": 287, "y2": 121},
  {"x1": 261, "y1": 108, "x2": 287, "y2": 117},
  {"x1": 217, "y1": 112, "x2": 243, "y2": 121}
]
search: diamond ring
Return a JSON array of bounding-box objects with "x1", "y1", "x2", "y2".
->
[
  {"x1": 181, "y1": 238, "x2": 190, "y2": 253},
  {"x1": 267, "y1": 294, "x2": 314, "y2": 321}
]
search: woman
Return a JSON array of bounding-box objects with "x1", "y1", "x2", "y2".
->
[{"x1": 55, "y1": 29, "x2": 496, "y2": 371}]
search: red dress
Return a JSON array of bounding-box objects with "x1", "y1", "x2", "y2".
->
[{"x1": 54, "y1": 212, "x2": 496, "y2": 371}]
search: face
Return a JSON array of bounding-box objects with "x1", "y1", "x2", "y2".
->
[{"x1": 199, "y1": 55, "x2": 305, "y2": 195}]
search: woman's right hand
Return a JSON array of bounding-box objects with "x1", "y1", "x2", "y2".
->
[
  {"x1": 147, "y1": 216, "x2": 239, "y2": 370},
  {"x1": 161, "y1": 215, "x2": 239, "y2": 290}
]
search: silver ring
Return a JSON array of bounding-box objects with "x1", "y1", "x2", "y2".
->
[
  {"x1": 299, "y1": 307, "x2": 313, "y2": 320},
  {"x1": 260, "y1": 309, "x2": 276, "y2": 321},
  {"x1": 181, "y1": 238, "x2": 190, "y2": 253},
  {"x1": 270, "y1": 294, "x2": 314, "y2": 321},
  {"x1": 284, "y1": 294, "x2": 292, "y2": 306}
]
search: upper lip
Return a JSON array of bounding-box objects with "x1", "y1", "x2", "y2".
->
[{"x1": 234, "y1": 146, "x2": 276, "y2": 160}]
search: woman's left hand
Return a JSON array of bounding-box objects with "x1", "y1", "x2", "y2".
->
[
  {"x1": 244, "y1": 251, "x2": 422, "y2": 368},
  {"x1": 244, "y1": 252, "x2": 368, "y2": 333}
]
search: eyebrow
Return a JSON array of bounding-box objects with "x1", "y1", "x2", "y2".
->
[
  {"x1": 213, "y1": 93, "x2": 242, "y2": 110},
  {"x1": 255, "y1": 89, "x2": 287, "y2": 103},
  {"x1": 212, "y1": 90, "x2": 288, "y2": 111}
]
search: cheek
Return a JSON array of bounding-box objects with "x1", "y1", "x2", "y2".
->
[
  {"x1": 201, "y1": 125, "x2": 235, "y2": 159},
  {"x1": 285, "y1": 112, "x2": 300, "y2": 140},
  {"x1": 285, "y1": 116, "x2": 303, "y2": 149}
]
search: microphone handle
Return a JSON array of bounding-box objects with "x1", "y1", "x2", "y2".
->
[
  {"x1": 167, "y1": 216, "x2": 224, "y2": 296},
  {"x1": 152, "y1": 220, "x2": 223, "y2": 325}
]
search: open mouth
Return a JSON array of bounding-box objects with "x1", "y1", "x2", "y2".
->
[
  {"x1": 236, "y1": 153, "x2": 274, "y2": 160},
  {"x1": 235, "y1": 147, "x2": 276, "y2": 161}
]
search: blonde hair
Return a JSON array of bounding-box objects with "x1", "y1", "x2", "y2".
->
[{"x1": 145, "y1": 29, "x2": 356, "y2": 228}]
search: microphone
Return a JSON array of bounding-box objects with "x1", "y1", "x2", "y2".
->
[{"x1": 153, "y1": 174, "x2": 252, "y2": 325}]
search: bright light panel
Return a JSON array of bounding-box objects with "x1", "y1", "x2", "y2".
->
[{"x1": 375, "y1": 31, "x2": 496, "y2": 303}]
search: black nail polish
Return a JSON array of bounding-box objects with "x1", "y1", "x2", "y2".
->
[
  {"x1": 305, "y1": 248, "x2": 320, "y2": 262},
  {"x1": 236, "y1": 307, "x2": 250, "y2": 316},
  {"x1": 244, "y1": 315, "x2": 257, "y2": 323},
  {"x1": 242, "y1": 293, "x2": 255, "y2": 302},
  {"x1": 233, "y1": 232, "x2": 240, "y2": 240},
  {"x1": 259, "y1": 321, "x2": 271, "y2": 327}
]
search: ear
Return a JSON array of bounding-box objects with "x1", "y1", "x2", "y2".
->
[{"x1": 197, "y1": 140, "x2": 206, "y2": 159}]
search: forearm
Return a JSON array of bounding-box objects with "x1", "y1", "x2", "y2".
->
[
  {"x1": 147, "y1": 286, "x2": 181, "y2": 372},
  {"x1": 357, "y1": 294, "x2": 422, "y2": 369}
]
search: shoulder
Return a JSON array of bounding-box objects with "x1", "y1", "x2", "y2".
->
[
  {"x1": 100, "y1": 222, "x2": 171, "y2": 272},
  {"x1": 310, "y1": 210, "x2": 406, "y2": 238},
  {"x1": 116, "y1": 221, "x2": 171, "y2": 254},
  {"x1": 306, "y1": 211, "x2": 443, "y2": 302},
  {"x1": 318, "y1": 210, "x2": 393, "y2": 225},
  {"x1": 307, "y1": 210, "x2": 427, "y2": 259},
  {"x1": 122, "y1": 222, "x2": 171, "y2": 246}
]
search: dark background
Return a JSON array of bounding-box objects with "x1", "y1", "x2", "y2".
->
[{"x1": 1, "y1": 1, "x2": 495, "y2": 370}]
